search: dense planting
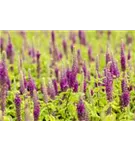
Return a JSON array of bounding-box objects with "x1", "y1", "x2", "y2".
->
[{"x1": 0, "y1": 31, "x2": 135, "y2": 121}]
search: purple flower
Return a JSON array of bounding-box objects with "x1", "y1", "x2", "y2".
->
[
  {"x1": 0, "y1": 53, "x2": 10, "y2": 116},
  {"x1": 6, "y1": 40, "x2": 13, "y2": 59},
  {"x1": 73, "y1": 80, "x2": 78, "y2": 92},
  {"x1": 105, "y1": 68, "x2": 113, "y2": 101},
  {"x1": 29, "y1": 47, "x2": 36, "y2": 62},
  {"x1": 70, "y1": 43, "x2": 74, "y2": 53},
  {"x1": 7, "y1": 77, "x2": 11, "y2": 90},
  {"x1": 77, "y1": 49, "x2": 81, "y2": 62},
  {"x1": 33, "y1": 102, "x2": 40, "y2": 121},
  {"x1": 78, "y1": 30, "x2": 82, "y2": 40},
  {"x1": 6, "y1": 37, "x2": 14, "y2": 67},
  {"x1": 106, "y1": 50, "x2": 111, "y2": 65},
  {"x1": 72, "y1": 57, "x2": 78, "y2": 76},
  {"x1": 77, "y1": 99, "x2": 88, "y2": 121},
  {"x1": 47, "y1": 80, "x2": 56, "y2": 99},
  {"x1": 62, "y1": 39, "x2": 67, "y2": 55},
  {"x1": 0, "y1": 38, "x2": 4, "y2": 52},
  {"x1": 52, "y1": 79, "x2": 58, "y2": 95},
  {"x1": 69, "y1": 32, "x2": 76, "y2": 44},
  {"x1": 88, "y1": 45, "x2": 94, "y2": 62},
  {"x1": 14, "y1": 94, "x2": 21, "y2": 121},
  {"x1": 27, "y1": 77, "x2": 36, "y2": 97},
  {"x1": 66, "y1": 69, "x2": 76, "y2": 88},
  {"x1": 20, "y1": 71, "x2": 25, "y2": 95},
  {"x1": 121, "y1": 90, "x2": 130, "y2": 107},
  {"x1": 36, "y1": 51, "x2": 41, "y2": 78},
  {"x1": 91, "y1": 90, "x2": 94, "y2": 96},
  {"x1": 55, "y1": 68, "x2": 59, "y2": 81},
  {"x1": 0, "y1": 61, "x2": 8, "y2": 83},
  {"x1": 121, "y1": 79, "x2": 127, "y2": 93},
  {"x1": 82, "y1": 63, "x2": 87, "y2": 78},
  {"x1": 121, "y1": 42, "x2": 126, "y2": 71},
  {"x1": 51, "y1": 31, "x2": 55, "y2": 44},
  {"x1": 41, "y1": 80, "x2": 48, "y2": 103},
  {"x1": 83, "y1": 80, "x2": 87, "y2": 93},
  {"x1": 60, "y1": 75, "x2": 68, "y2": 92},
  {"x1": 95, "y1": 55, "x2": 99, "y2": 73},
  {"x1": 127, "y1": 49, "x2": 131, "y2": 60},
  {"x1": 78, "y1": 30, "x2": 87, "y2": 46},
  {"x1": 58, "y1": 52, "x2": 63, "y2": 60},
  {"x1": 110, "y1": 58, "x2": 120, "y2": 78}
]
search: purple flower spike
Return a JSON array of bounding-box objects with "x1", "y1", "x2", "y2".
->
[
  {"x1": 60, "y1": 75, "x2": 68, "y2": 92},
  {"x1": 72, "y1": 56, "x2": 78, "y2": 76},
  {"x1": 88, "y1": 45, "x2": 94, "y2": 62},
  {"x1": 47, "y1": 80, "x2": 56, "y2": 99},
  {"x1": 121, "y1": 41, "x2": 126, "y2": 72},
  {"x1": 70, "y1": 43, "x2": 74, "y2": 53},
  {"x1": 73, "y1": 80, "x2": 78, "y2": 92},
  {"x1": 51, "y1": 31, "x2": 55, "y2": 44},
  {"x1": 0, "y1": 52, "x2": 10, "y2": 116},
  {"x1": 82, "y1": 63, "x2": 87, "y2": 78},
  {"x1": 0, "y1": 38, "x2": 4, "y2": 52},
  {"x1": 95, "y1": 55, "x2": 99, "y2": 73},
  {"x1": 83, "y1": 80, "x2": 87, "y2": 93},
  {"x1": 41, "y1": 79, "x2": 48, "y2": 103},
  {"x1": 33, "y1": 102, "x2": 40, "y2": 121},
  {"x1": 105, "y1": 68, "x2": 113, "y2": 102},
  {"x1": 0, "y1": 61, "x2": 8, "y2": 84},
  {"x1": 14, "y1": 94, "x2": 21, "y2": 121},
  {"x1": 20, "y1": 71, "x2": 25, "y2": 95},
  {"x1": 77, "y1": 99, "x2": 88, "y2": 121},
  {"x1": 36, "y1": 51, "x2": 41, "y2": 78},
  {"x1": 6, "y1": 37, "x2": 14, "y2": 68},
  {"x1": 121, "y1": 79, "x2": 127, "y2": 93},
  {"x1": 121, "y1": 90, "x2": 130, "y2": 107},
  {"x1": 52, "y1": 79, "x2": 58, "y2": 95},
  {"x1": 78, "y1": 30, "x2": 87, "y2": 46},
  {"x1": 69, "y1": 32, "x2": 76, "y2": 44},
  {"x1": 62, "y1": 39, "x2": 67, "y2": 56},
  {"x1": 110, "y1": 58, "x2": 120, "y2": 78},
  {"x1": 6, "y1": 40, "x2": 13, "y2": 59},
  {"x1": 78, "y1": 30, "x2": 82, "y2": 40},
  {"x1": 27, "y1": 77, "x2": 36, "y2": 97},
  {"x1": 106, "y1": 49, "x2": 111, "y2": 65},
  {"x1": 55, "y1": 68, "x2": 59, "y2": 81},
  {"x1": 91, "y1": 90, "x2": 94, "y2": 96},
  {"x1": 66, "y1": 69, "x2": 77, "y2": 89},
  {"x1": 127, "y1": 49, "x2": 131, "y2": 60}
]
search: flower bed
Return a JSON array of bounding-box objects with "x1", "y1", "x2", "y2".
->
[{"x1": 0, "y1": 31, "x2": 135, "y2": 121}]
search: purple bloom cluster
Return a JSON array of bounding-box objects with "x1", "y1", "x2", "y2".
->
[
  {"x1": 78, "y1": 30, "x2": 87, "y2": 46},
  {"x1": 14, "y1": 94, "x2": 21, "y2": 121},
  {"x1": 121, "y1": 91, "x2": 130, "y2": 107},
  {"x1": 33, "y1": 102, "x2": 40, "y2": 121},
  {"x1": 121, "y1": 42, "x2": 126, "y2": 72},
  {"x1": 0, "y1": 38, "x2": 4, "y2": 52},
  {"x1": 110, "y1": 58, "x2": 120, "y2": 78},
  {"x1": 106, "y1": 50, "x2": 111, "y2": 65},
  {"x1": 27, "y1": 77, "x2": 36, "y2": 97},
  {"x1": 121, "y1": 78, "x2": 130, "y2": 107},
  {"x1": 60, "y1": 75, "x2": 69, "y2": 92},
  {"x1": 105, "y1": 68, "x2": 113, "y2": 101},
  {"x1": 36, "y1": 51, "x2": 41, "y2": 78},
  {"x1": 77, "y1": 99, "x2": 87, "y2": 121}
]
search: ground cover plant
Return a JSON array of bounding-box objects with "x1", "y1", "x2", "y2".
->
[{"x1": 0, "y1": 30, "x2": 135, "y2": 121}]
